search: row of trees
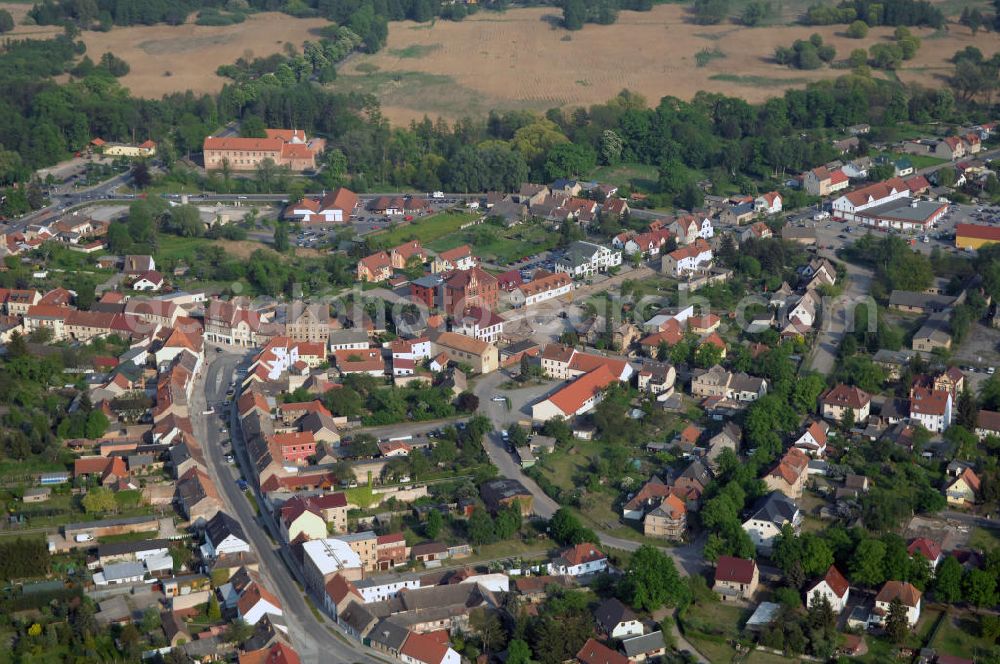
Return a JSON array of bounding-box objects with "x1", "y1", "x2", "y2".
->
[{"x1": 805, "y1": 0, "x2": 944, "y2": 27}]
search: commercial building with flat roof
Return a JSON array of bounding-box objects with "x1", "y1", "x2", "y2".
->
[{"x1": 853, "y1": 198, "x2": 947, "y2": 232}]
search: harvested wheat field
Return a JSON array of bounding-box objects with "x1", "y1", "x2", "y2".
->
[
  {"x1": 335, "y1": 4, "x2": 998, "y2": 124},
  {"x1": 0, "y1": 7, "x2": 332, "y2": 98}
]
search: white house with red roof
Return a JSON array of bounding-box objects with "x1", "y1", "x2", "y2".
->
[
  {"x1": 432, "y1": 245, "x2": 476, "y2": 273},
  {"x1": 389, "y1": 336, "x2": 431, "y2": 361},
  {"x1": 400, "y1": 631, "x2": 460, "y2": 664},
  {"x1": 660, "y1": 240, "x2": 713, "y2": 277},
  {"x1": 548, "y1": 543, "x2": 608, "y2": 576},
  {"x1": 907, "y1": 537, "x2": 943, "y2": 568},
  {"x1": 909, "y1": 387, "x2": 953, "y2": 433},
  {"x1": 806, "y1": 565, "x2": 850, "y2": 613},
  {"x1": 452, "y1": 306, "x2": 504, "y2": 344},
  {"x1": 873, "y1": 581, "x2": 921, "y2": 626},
  {"x1": 792, "y1": 420, "x2": 830, "y2": 457},
  {"x1": 754, "y1": 191, "x2": 783, "y2": 215},
  {"x1": 132, "y1": 270, "x2": 164, "y2": 291},
  {"x1": 532, "y1": 365, "x2": 619, "y2": 422},
  {"x1": 237, "y1": 576, "x2": 284, "y2": 626}
]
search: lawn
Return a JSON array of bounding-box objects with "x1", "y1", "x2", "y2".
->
[
  {"x1": 928, "y1": 611, "x2": 997, "y2": 660},
  {"x1": 886, "y1": 152, "x2": 949, "y2": 169},
  {"x1": 154, "y1": 234, "x2": 215, "y2": 262},
  {"x1": 426, "y1": 220, "x2": 558, "y2": 264},
  {"x1": 535, "y1": 438, "x2": 605, "y2": 493},
  {"x1": 746, "y1": 651, "x2": 803, "y2": 663},
  {"x1": 680, "y1": 599, "x2": 748, "y2": 662},
  {"x1": 370, "y1": 210, "x2": 482, "y2": 248},
  {"x1": 588, "y1": 162, "x2": 660, "y2": 192}
]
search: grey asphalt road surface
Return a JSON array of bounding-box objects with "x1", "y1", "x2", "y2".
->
[{"x1": 194, "y1": 349, "x2": 387, "y2": 664}]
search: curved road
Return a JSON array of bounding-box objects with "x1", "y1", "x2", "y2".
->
[
  {"x1": 471, "y1": 371, "x2": 707, "y2": 577},
  {"x1": 193, "y1": 349, "x2": 387, "y2": 664}
]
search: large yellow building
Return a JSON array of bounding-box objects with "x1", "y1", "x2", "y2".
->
[{"x1": 956, "y1": 223, "x2": 1000, "y2": 250}]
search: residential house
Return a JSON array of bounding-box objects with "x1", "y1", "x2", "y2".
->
[
  {"x1": 621, "y1": 632, "x2": 666, "y2": 664},
  {"x1": 510, "y1": 270, "x2": 573, "y2": 308},
  {"x1": 555, "y1": 241, "x2": 622, "y2": 278},
  {"x1": 803, "y1": 166, "x2": 849, "y2": 197},
  {"x1": 821, "y1": 384, "x2": 871, "y2": 423},
  {"x1": 975, "y1": 410, "x2": 1000, "y2": 440},
  {"x1": 357, "y1": 252, "x2": 393, "y2": 283},
  {"x1": 432, "y1": 245, "x2": 476, "y2": 273},
  {"x1": 912, "y1": 313, "x2": 953, "y2": 353},
  {"x1": 203, "y1": 511, "x2": 251, "y2": 559},
  {"x1": 713, "y1": 556, "x2": 759, "y2": 601},
  {"x1": 873, "y1": 581, "x2": 921, "y2": 627},
  {"x1": 763, "y1": 448, "x2": 810, "y2": 500},
  {"x1": 430, "y1": 330, "x2": 498, "y2": 374},
  {"x1": 548, "y1": 543, "x2": 608, "y2": 577},
  {"x1": 280, "y1": 499, "x2": 327, "y2": 543},
  {"x1": 945, "y1": 467, "x2": 980, "y2": 507},
  {"x1": 793, "y1": 420, "x2": 830, "y2": 457},
  {"x1": 742, "y1": 491, "x2": 802, "y2": 554},
  {"x1": 660, "y1": 240, "x2": 713, "y2": 277},
  {"x1": 706, "y1": 423, "x2": 741, "y2": 470},
  {"x1": 909, "y1": 388, "x2": 953, "y2": 433},
  {"x1": 400, "y1": 631, "x2": 460, "y2": 664},
  {"x1": 288, "y1": 187, "x2": 358, "y2": 225},
  {"x1": 594, "y1": 598, "x2": 644, "y2": 639},
  {"x1": 754, "y1": 192, "x2": 782, "y2": 215},
  {"x1": 576, "y1": 639, "x2": 628, "y2": 664},
  {"x1": 907, "y1": 538, "x2": 943, "y2": 568},
  {"x1": 806, "y1": 565, "x2": 850, "y2": 614},
  {"x1": 643, "y1": 493, "x2": 686, "y2": 541},
  {"x1": 452, "y1": 306, "x2": 504, "y2": 344},
  {"x1": 531, "y1": 365, "x2": 618, "y2": 421}
]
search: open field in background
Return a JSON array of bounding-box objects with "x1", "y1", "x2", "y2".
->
[
  {"x1": 0, "y1": 8, "x2": 330, "y2": 97},
  {"x1": 336, "y1": 4, "x2": 999, "y2": 124},
  {"x1": 0, "y1": 0, "x2": 996, "y2": 120}
]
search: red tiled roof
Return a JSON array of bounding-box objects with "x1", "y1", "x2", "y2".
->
[
  {"x1": 816, "y1": 565, "x2": 849, "y2": 598},
  {"x1": 438, "y1": 245, "x2": 472, "y2": 262},
  {"x1": 875, "y1": 580, "x2": 921, "y2": 607},
  {"x1": 560, "y1": 543, "x2": 605, "y2": 566},
  {"x1": 822, "y1": 384, "x2": 871, "y2": 409},
  {"x1": 907, "y1": 537, "x2": 942, "y2": 561},
  {"x1": 401, "y1": 631, "x2": 451, "y2": 664},
  {"x1": 576, "y1": 638, "x2": 628, "y2": 664},
  {"x1": 715, "y1": 555, "x2": 756, "y2": 584},
  {"x1": 547, "y1": 365, "x2": 618, "y2": 416}
]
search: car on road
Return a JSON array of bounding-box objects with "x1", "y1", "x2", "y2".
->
[
  {"x1": 491, "y1": 395, "x2": 506, "y2": 402},
  {"x1": 202, "y1": 408, "x2": 214, "y2": 415},
  {"x1": 236, "y1": 478, "x2": 248, "y2": 490}
]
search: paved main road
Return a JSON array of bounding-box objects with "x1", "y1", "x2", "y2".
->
[
  {"x1": 471, "y1": 371, "x2": 708, "y2": 577},
  {"x1": 193, "y1": 349, "x2": 387, "y2": 664}
]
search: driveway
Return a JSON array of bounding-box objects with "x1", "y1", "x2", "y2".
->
[{"x1": 808, "y1": 247, "x2": 874, "y2": 374}]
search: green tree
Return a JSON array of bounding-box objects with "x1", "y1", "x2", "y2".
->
[
  {"x1": 849, "y1": 538, "x2": 886, "y2": 586},
  {"x1": 933, "y1": 555, "x2": 963, "y2": 603},
  {"x1": 619, "y1": 545, "x2": 690, "y2": 611},
  {"x1": 964, "y1": 568, "x2": 998, "y2": 607},
  {"x1": 885, "y1": 597, "x2": 909, "y2": 643},
  {"x1": 847, "y1": 19, "x2": 869, "y2": 37},
  {"x1": 468, "y1": 507, "x2": 496, "y2": 545},
  {"x1": 82, "y1": 487, "x2": 116, "y2": 513},
  {"x1": 425, "y1": 509, "x2": 444, "y2": 539},
  {"x1": 273, "y1": 221, "x2": 290, "y2": 252},
  {"x1": 0, "y1": 9, "x2": 14, "y2": 33},
  {"x1": 207, "y1": 593, "x2": 222, "y2": 621},
  {"x1": 506, "y1": 639, "x2": 534, "y2": 664}
]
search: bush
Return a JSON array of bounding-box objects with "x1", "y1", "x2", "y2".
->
[{"x1": 847, "y1": 19, "x2": 869, "y2": 37}]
